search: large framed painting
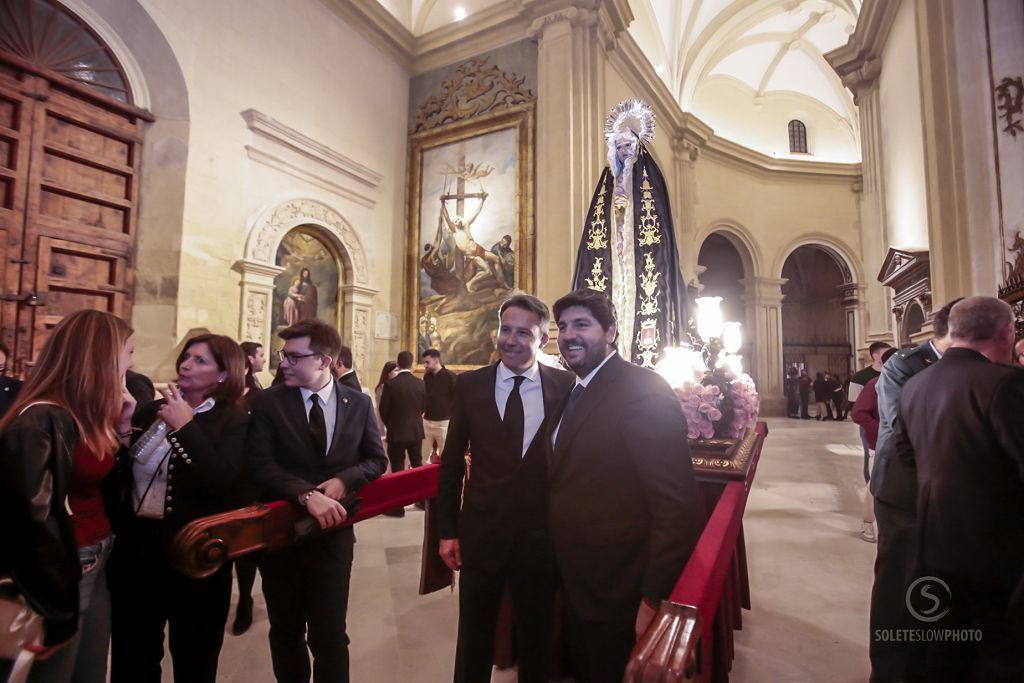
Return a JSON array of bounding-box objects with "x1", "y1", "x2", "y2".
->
[
  {"x1": 405, "y1": 104, "x2": 534, "y2": 369},
  {"x1": 270, "y1": 227, "x2": 343, "y2": 369}
]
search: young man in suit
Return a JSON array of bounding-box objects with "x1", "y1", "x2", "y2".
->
[
  {"x1": 247, "y1": 319, "x2": 388, "y2": 683},
  {"x1": 891, "y1": 296, "x2": 1024, "y2": 681},
  {"x1": 437, "y1": 293, "x2": 575, "y2": 683},
  {"x1": 548, "y1": 289, "x2": 701, "y2": 683},
  {"x1": 869, "y1": 298, "x2": 958, "y2": 683},
  {"x1": 379, "y1": 350, "x2": 426, "y2": 516}
]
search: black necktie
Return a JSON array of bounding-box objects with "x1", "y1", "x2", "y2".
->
[
  {"x1": 309, "y1": 395, "x2": 327, "y2": 455},
  {"x1": 555, "y1": 384, "x2": 585, "y2": 450},
  {"x1": 504, "y1": 375, "x2": 526, "y2": 456}
]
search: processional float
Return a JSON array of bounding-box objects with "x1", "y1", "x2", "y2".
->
[{"x1": 170, "y1": 99, "x2": 766, "y2": 683}]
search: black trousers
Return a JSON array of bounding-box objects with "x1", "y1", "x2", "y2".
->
[
  {"x1": 870, "y1": 499, "x2": 919, "y2": 683},
  {"x1": 235, "y1": 555, "x2": 258, "y2": 604},
  {"x1": 387, "y1": 440, "x2": 422, "y2": 472},
  {"x1": 454, "y1": 531, "x2": 557, "y2": 683},
  {"x1": 799, "y1": 395, "x2": 810, "y2": 418},
  {"x1": 259, "y1": 528, "x2": 354, "y2": 683},
  {"x1": 562, "y1": 598, "x2": 637, "y2": 683},
  {"x1": 109, "y1": 518, "x2": 232, "y2": 683}
]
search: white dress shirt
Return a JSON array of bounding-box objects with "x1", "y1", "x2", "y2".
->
[
  {"x1": 495, "y1": 361, "x2": 544, "y2": 458},
  {"x1": 300, "y1": 379, "x2": 337, "y2": 454},
  {"x1": 552, "y1": 350, "x2": 616, "y2": 445}
]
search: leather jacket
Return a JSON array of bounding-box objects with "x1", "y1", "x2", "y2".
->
[{"x1": 0, "y1": 404, "x2": 81, "y2": 646}]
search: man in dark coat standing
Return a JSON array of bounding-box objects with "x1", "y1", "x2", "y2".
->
[
  {"x1": 869, "y1": 298, "x2": 958, "y2": 683},
  {"x1": 379, "y1": 350, "x2": 426, "y2": 516},
  {"x1": 891, "y1": 296, "x2": 1024, "y2": 682},
  {"x1": 247, "y1": 319, "x2": 388, "y2": 683},
  {"x1": 547, "y1": 289, "x2": 701, "y2": 683},
  {"x1": 437, "y1": 293, "x2": 574, "y2": 683},
  {"x1": 334, "y1": 345, "x2": 361, "y2": 392}
]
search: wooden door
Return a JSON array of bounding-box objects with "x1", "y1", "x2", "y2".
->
[{"x1": 0, "y1": 60, "x2": 144, "y2": 374}]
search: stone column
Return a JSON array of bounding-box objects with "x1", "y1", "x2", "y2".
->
[
  {"x1": 530, "y1": 3, "x2": 626, "y2": 304},
  {"x1": 839, "y1": 282, "x2": 867, "y2": 371},
  {"x1": 238, "y1": 260, "x2": 284, "y2": 348},
  {"x1": 740, "y1": 277, "x2": 787, "y2": 416},
  {"x1": 341, "y1": 283, "x2": 378, "y2": 378},
  {"x1": 672, "y1": 133, "x2": 705, "y2": 285}
]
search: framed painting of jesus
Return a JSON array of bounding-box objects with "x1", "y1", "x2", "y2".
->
[{"x1": 405, "y1": 103, "x2": 535, "y2": 370}]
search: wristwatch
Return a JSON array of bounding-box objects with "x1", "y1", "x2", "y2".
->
[{"x1": 298, "y1": 490, "x2": 316, "y2": 507}]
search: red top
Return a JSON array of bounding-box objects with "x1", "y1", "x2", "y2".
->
[
  {"x1": 69, "y1": 443, "x2": 114, "y2": 547},
  {"x1": 850, "y1": 376, "x2": 881, "y2": 449}
]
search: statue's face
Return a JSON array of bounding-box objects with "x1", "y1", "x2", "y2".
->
[{"x1": 615, "y1": 135, "x2": 636, "y2": 163}]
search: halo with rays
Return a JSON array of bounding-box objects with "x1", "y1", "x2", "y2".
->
[{"x1": 604, "y1": 99, "x2": 656, "y2": 147}]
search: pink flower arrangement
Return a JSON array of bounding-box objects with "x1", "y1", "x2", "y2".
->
[{"x1": 673, "y1": 374, "x2": 760, "y2": 441}]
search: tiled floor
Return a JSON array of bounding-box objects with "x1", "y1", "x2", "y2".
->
[{"x1": 159, "y1": 417, "x2": 873, "y2": 682}]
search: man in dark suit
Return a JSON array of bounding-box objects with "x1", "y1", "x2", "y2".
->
[
  {"x1": 248, "y1": 319, "x2": 388, "y2": 683},
  {"x1": 334, "y1": 345, "x2": 361, "y2": 392},
  {"x1": 547, "y1": 289, "x2": 701, "y2": 683},
  {"x1": 437, "y1": 293, "x2": 575, "y2": 683},
  {"x1": 869, "y1": 298, "x2": 958, "y2": 683},
  {"x1": 379, "y1": 350, "x2": 426, "y2": 516},
  {"x1": 891, "y1": 296, "x2": 1024, "y2": 681}
]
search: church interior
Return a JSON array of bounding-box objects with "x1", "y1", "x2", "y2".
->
[{"x1": 1, "y1": 0, "x2": 1022, "y2": 680}]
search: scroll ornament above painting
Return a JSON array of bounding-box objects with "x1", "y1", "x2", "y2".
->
[{"x1": 412, "y1": 57, "x2": 536, "y2": 133}]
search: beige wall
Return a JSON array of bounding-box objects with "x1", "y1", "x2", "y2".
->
[{"x1": 125, "y1": 0, "x2": 410, "y2": 379}]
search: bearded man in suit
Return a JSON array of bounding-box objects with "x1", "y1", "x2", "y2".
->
[
  {"x1": 547, "y1": 288, "x2": 701, "y2": 683},
  {"x1": 437, "y1": 292, "x2": 575, "y2": 683}
]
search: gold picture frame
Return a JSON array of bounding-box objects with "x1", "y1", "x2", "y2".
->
[{"x1": 404, "y1": 103, "x2": 535, "y2": 371}]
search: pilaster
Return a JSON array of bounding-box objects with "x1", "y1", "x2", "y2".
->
[
  {"x1": 342, "y1": 283, "x2": 379, "y2": 377},
  {"x1": 740, "y1": 276, "x2": 787, "y2": 416}
]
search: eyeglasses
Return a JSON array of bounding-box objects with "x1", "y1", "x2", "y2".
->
[{"x1": 277, "y1": 350, "x2": 321, "y2": 365}]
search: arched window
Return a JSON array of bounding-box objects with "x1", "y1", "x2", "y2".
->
[
  {"x1": 788, "y1": 119, "x2": 808, "y2": 154},
  {"x1": 0, "y1": 0, "x2": 131, "y2": 103}
]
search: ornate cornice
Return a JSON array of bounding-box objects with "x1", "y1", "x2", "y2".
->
[
  {"x1": 411, "y1": 57, "x2": 535, "y2": 133},
  {"x1": 824, "y1": 0, "x2": 902, "y2": 101}
]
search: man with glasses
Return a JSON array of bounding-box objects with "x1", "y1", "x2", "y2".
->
[{"x1": 248, "y1": 319, "x2": 388, "y2": 683}]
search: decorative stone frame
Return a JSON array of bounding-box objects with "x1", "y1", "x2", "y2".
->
[{"x1": 238, "y1": 198, "x2": 378, "y2": 373}]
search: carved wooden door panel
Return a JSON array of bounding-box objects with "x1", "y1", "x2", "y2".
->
[{"x1": 0, "y1": 63, "x2": 143, "y2": 373}]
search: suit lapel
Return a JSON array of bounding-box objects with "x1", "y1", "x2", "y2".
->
[
  {"x1": 550, "y1": 354, "x2": 623, "y2": 466},
  {"x1": 330, "y1": 379, "x2": 349, "y2": 454}
]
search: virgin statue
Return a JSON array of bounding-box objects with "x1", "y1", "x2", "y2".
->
[{"x1": 571, "y1": 99, "x2": 688, "y2": 368}]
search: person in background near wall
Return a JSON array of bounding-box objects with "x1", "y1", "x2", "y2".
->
[
  {"x1": 0, "y1": 310, "x2": 135, "y2": 683},
  {"x1": 421, "y1": 348, "x2": 457, "y2": 463},
  {"x1": 812, "y1": 372, "x2": 832, "y2": 420},
  {"x1": 232, "y1": 340, "x2": 265, "y2": 636},
  {"x1": 0, "y1": 340, "x2": 23, "y2": 417},
  {"x1": 797, "y1": 370, "x2": 812, "y2": 419},
  {"x1": 109, "y1": 334, "x2": 249, "y2": 683},
  {"x1": 379, "y1": 351, "x2": 426, "y2": 517},
  {"x1": 828, "y1": 373, "x2": 846, "y2": 421},
  {"x1": 850, "y1": 347, "x2": 898, "y2": 544},
  {"x1": 373, "y1": 361, "x2": 398, "y2": 438},
  {"x1": 334, "y1": 346, "x2": 361, "y2": 392},
  {"x1": 784, "y1": 366, "x2": 799, "y2": 419}
]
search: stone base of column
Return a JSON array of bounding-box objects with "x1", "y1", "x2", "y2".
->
[{"x1": 759, "y1": 395, "x2": 788, "y2": 417}]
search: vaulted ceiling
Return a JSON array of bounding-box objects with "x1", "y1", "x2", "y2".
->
[{"x1": 373, "y1": 0, "x2": 862, "y2": 162}]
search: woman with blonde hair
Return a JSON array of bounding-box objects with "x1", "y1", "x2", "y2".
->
[
  {"x1": 0, "y1": 310, "x2": 136, "y2": 683},
  {"x1": 108, "y1": 333, "x2": 248, "y2": 683}
]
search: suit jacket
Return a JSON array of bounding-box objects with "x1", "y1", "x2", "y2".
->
[
  {"x1": 436, "y1": 362, "x2": 575, "y2": 571},
  {"x1": 338, "y1": 370, "x2": 361, "y2": 393},
  {"x1": 247, "y1": 380, "x2": 388, "y2": 504},
  {"x1": 379, "y1": 371, "x2": 425, "y2": 443},
  {"x1": 891, "y1": 348, "x2": 1024, "y2": 592},
  {"x1": 871, "y1": 341, "x2": 939, "y2": 508},
  {"x1": 111, "y1": 399, "x2": 250, "y2": 539},
  {"x1": 546, "y1": 353, "x2": 701, "y2": 621}
]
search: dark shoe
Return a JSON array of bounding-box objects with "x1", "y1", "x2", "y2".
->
[
  {"x1": 383, "y1": 508, "x2": 406, "y2": 518},
  {"x1": 231, "y1": 598, "x2": 253, "y2": 636}
]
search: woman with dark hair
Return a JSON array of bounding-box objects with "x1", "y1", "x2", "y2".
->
[
  {"x1": 0, "y1": 310, "x2": 135, "y2": 683},
  {"x1": 108, "y1": 334, "x2": 249, "y2": 683},
  {"x1": 232, "y1": 341, "x2": 263, "y2": 635},
  {"x1": 374, "y1": 360, "x2": 398, "y2": 437}
]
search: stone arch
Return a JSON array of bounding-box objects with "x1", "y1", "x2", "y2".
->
[
  {"x1": 694, "y1": 219, "x2": 763, "y2": 279},
  {"x1": 773, "y1": 233, "x2": 862, "y2": 286},
  {"x1": 239, "y1": 198, "x2": 377, "y2": 375}
]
